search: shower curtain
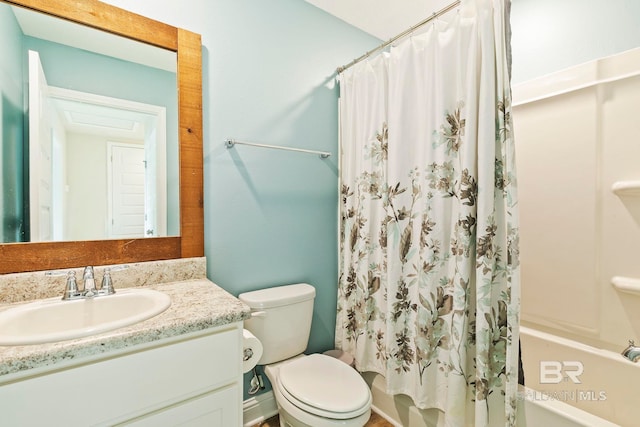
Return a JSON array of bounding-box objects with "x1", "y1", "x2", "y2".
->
[{"x1": 336, "y1": 0, "x2": 519, "y2": 425}]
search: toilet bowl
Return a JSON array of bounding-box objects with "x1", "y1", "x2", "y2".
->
[
  {"x1": 265, "y1": 354, "x2": 372, "y2": 427},
  {"x1": 238, "y1": 284, "x2": 372, "y2": 427}
]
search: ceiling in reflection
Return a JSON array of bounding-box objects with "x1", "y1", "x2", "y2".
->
[
  {"x1": 51, "y1": 97, "x2": 154, "y2": 140},
  {"x1": 11, "y1": 5, "x2": 175, "y2": 72}
]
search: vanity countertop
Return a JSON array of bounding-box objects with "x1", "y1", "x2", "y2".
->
[{"x1": 0, "y1": 279, "x2": 251, "y2": 378}]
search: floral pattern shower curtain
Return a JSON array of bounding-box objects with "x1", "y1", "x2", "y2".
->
[{"x1": 336, "y1": 0, "x2": 519, "y2": 425}]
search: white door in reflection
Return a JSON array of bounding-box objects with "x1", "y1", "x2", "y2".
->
[{"x1": 108, "y1": 143, "x2": 145, "y2": 238}]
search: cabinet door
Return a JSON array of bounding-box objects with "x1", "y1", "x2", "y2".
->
[{"x1": 122, "y1": 384, "x2": 239, "y2": 427}]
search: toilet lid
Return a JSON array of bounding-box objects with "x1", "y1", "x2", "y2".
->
[{"x1": 279, "y1": 354, "x2": 371, "y2": 418}]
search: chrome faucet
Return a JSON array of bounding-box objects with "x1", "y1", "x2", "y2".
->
[
  {"x1": 622, "y1": 340, "x2": 640, "y2": 362},
  {"x1": 60, "y1": 266, "x2": 117, "y2": 300}
]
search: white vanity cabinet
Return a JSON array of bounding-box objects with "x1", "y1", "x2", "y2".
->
[{"x1": 0, "y1": 323, "x2": 243, "y2": 427}]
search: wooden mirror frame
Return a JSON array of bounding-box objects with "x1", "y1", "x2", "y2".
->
[{"x1": 0, "y1": 0, "x2": 203, "y2": 274}]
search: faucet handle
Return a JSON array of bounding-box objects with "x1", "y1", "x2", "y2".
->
[
  {"x1": 99, "y1": 268, "x2": 116, "y2": 295},
  {"x1": 630, "y1": 340, "x2": 636, "y2": 346},
  {"x1": 62, "y1": 271, "x2": 80, "y2": 300}
]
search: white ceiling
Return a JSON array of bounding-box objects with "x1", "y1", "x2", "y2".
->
[{"x1": 303, "y1": 0, "x2": 455, "y2": 41}]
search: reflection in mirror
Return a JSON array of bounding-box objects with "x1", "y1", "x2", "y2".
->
[{"x1": 0, "y1": 3, "x2": 178, "y2": 243}]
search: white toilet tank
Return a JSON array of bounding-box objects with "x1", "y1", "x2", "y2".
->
[{"x1": 239, "y1": 283, "x2": 315, "y2": 365}]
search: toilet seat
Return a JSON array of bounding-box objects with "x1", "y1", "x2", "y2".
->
[{"x1": 278, "y1": 354, "x2": 371, "y2": 420}]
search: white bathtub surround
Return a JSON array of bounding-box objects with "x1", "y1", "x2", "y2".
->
[
  {"x1": 512, "y1": 44, "x2": 640, "y2": 427},
  {"x1": 513, "y1": 46, "x2": 640, "y2": 352},
  {"x1": 336, "y1": 1, "x2": 520, "y2": 425}
]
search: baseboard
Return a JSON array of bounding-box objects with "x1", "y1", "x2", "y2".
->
[
  {"x1": 371, "y1": 403, "x2": 404, "y2": 427},
  {"x1": 243, "y1": 391, "x2": 279, "y2": 427}
]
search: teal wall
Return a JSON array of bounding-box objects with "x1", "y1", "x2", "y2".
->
[
  {"x1": 22, "y1": 37, "x2": 180, "y2": 235},
  {"x1": 511, "y1": 0, "x2": 640, "y2": 84},
  {"x1": 101, "y1": 0, "x2": 379, "y2": 400},
  {"x1": 0, "y1": 4, "x2": 25, "y2": 242},
  {"x1": 204, "y1": 0, "x2": 378, "y2": 355}
]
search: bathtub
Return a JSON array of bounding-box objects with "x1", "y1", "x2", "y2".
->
[
  {"x1": 520, "y1": 326, "x2": 639, "y2": 427},
  {"x1": 363, "y1": 327, "x2": 632, "y2": 426}
]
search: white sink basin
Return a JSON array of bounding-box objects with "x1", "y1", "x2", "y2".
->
[{"x1": 0, "y1": 288, "x2": 171, "y2": 346}]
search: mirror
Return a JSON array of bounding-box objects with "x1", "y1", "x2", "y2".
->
[
  {"x1": 1, "y1": 4, "x2": 179, "y2": 242},
  {"x1": 0, "y1": 0, "x2": 203, "y2": 274}
]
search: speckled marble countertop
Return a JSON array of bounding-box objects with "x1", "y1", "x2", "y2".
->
[{"x1": 0, "y1": 261, "x2": 251, "y2": 379}]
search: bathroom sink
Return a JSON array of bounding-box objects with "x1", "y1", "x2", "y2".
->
[{"x1": 0, "y1": 288, "x2": 171, "y2": 346}]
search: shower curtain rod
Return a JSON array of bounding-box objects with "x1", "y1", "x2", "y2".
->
[
  {"x1": 225, "y1": 139, "x2": 331, "y2": 159},
  {"x1": 336, "y1": 0, "x2": 461, "y2": 74}
]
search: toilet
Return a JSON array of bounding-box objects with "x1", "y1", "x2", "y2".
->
[{"x1": 239, "y1": 283, "x2": 372, "y2": 427}]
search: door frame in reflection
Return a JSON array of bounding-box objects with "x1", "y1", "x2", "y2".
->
[{"x1": 28, "y1": 53, "x2": 167, "y2": 242}]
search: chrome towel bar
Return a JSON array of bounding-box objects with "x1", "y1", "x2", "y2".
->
[{"x1": 225, "y1": 139, "x2": 331, "y2": 159}]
